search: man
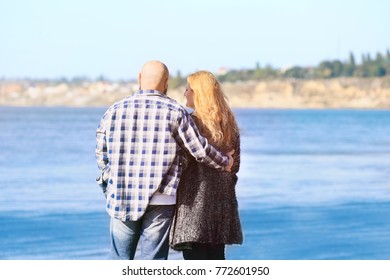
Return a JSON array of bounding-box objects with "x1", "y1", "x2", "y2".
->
[{"x1": 95, "y1": 60, "x2": 234, "y2": 260}]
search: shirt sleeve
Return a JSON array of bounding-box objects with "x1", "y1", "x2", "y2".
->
[
  {"x1": 231, "y1": 133, "x2": 241, "y2": 174},
  {"x1": 176, "y1": 111, "x2": 229, "y2": 170},
  {"x1": 95, "y1": 111, "x2": 111, "y2": 181}
]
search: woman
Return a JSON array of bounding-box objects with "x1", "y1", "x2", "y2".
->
[{"x1": 169, "y1": 71, "x2": 242, "y2": 260}]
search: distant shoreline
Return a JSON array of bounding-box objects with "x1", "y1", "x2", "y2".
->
[{"x1": 1, "y1": 77, "x2": 389, "y2": 109}]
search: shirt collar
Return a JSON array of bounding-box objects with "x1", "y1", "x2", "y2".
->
[{"x1": 136, "y1": 89, "x2": 165, "y2": 96}]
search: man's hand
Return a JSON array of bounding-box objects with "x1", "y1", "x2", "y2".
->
[{"x1": 225, "y1": 149, "x2": 235, "y2": 172}]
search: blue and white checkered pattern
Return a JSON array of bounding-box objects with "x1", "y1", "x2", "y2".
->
[{"x1": 96, "y1": 90, "x2": 228, "y2": 221}]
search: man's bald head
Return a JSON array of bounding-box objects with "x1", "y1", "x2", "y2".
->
[{"x1": 138, "y1": 60, "x2": 169, "y2": 93}]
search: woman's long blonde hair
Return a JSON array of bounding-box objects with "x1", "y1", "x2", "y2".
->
[{"x1": 187, "y1": 71, "x2": 238, "y2": 150}]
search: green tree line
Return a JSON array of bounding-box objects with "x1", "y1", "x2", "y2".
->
[
  {"x1": 281, "y1": 50, "x2": 390, "y2": 80},
  {"x1": 169, "y1": 49, "x2": 390, "y2": 87}
]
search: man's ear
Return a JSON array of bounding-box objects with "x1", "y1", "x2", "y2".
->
[
  {"x1": 165, "y1": 77, "x2": 169, "y2": 88},
  {"x1": 164, "y1": 78, "x2": 169, "y2": 93}
]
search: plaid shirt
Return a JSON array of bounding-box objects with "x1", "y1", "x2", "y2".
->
[{"x1": 95, "y1": 90, "x2": 229, "y2": 221}]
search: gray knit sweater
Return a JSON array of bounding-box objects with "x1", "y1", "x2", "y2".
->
[{"x1": 169, "y1": 117, "x2": 243, "y2": 250}]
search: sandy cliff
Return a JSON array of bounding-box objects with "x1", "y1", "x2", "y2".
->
[{"x1": 1, "y1": 77, "x2": 390, "y2": 108}]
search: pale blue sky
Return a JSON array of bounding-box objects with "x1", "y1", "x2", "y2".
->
[{"x1": 1, "y1": 0, "x2": 389, "y2": 80}]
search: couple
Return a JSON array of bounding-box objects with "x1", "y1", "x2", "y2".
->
[{"x1": 95, "y1": 60, "x2": 242, "y2": 260}]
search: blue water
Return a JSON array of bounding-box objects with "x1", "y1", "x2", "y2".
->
[{"x1": 1, "y1": 107, "x2": 390, "y2": 260}]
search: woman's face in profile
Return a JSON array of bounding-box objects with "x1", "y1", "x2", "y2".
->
[{"x1": 184, "y1": 83, "x2": 195, "y2": 109}]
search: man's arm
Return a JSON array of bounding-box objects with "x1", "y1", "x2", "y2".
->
[
  {"x1": 176, "y1": 111, "x2": 233, "y2": 172},
  {"x1": 95, "y1": 116, "x2": 111, "y2": 181}
]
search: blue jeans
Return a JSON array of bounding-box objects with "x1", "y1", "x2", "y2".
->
[{"x1": 109, "y1": 205, "x2": 175, "y2": 260}]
